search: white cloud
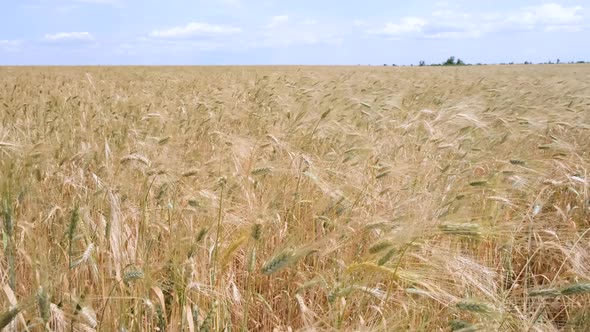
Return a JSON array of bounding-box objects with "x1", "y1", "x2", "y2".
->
[
  {"x1": 267, "y1": 15, "x2": 289, "y2": 28},
  {"x1": 0, "y1": 40, "x2": 20, "y2": 46},
  {"x1": 370, "y1": 17, "x2": 427, "y2": 37},
  {"x1": 510, "y1": 3, "x2": 583, "y2": 30},
  {"x1": 368, "y1": 3, "x2": 585, "y2": 40},
  {"x1": 544, "y1": 24, "x2": 582, "y2": 32},
  {"x1": 424, "y1": 30, "x2": 482, "y2": 40},
  {"x1": 44, "y1": 32, "x2": 95, "y2": 42},
  {"x1": 301, "y1": 19, "x2": 317, "y2": 25},
  {"x1": 149, "y1": 22, "x2": 241, "y2": 39},
  {"x1": 0, "y1": 40, "x2": 22, "y2": 52},
  {"x1": 524, "y1": 3, "x2": 582, "y2": 25}
]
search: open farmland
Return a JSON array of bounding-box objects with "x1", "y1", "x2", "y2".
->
[{"x1": 1, "y1": 65, "x2": 590, "y2": 331}]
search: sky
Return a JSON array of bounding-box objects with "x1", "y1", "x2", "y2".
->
[{"x1": 0, "y1": 0, "x2": 589, "y2": 65}]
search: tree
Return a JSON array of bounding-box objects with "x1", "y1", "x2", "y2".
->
[
  {"x1": 443, "y1": 56, "x2": 456, "y2": 66},
  {"x1": 419, "y1": 60, "x2": 426, "y2": 66},
  {"x1": 456, "y1": 58, "x2": 465, "y2": 66}
]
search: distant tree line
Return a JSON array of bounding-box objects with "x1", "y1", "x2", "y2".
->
[{"x1": 399, "y1": 56, "x2": 588, "y2": 67}]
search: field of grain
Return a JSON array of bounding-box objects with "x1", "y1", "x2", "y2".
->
[{"x1": 0, "y1": 65, "x2": 589, "y2": 331}]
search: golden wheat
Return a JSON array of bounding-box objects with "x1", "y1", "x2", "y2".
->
[{"x1": 0, "y1": 65, "x2": 589, "y2": 331}]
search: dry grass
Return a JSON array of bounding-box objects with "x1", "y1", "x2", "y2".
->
[{"x1": 0, "y1": 64, "x2": 589, "y2": 331}]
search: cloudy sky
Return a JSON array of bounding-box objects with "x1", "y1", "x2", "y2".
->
[{"x1": 0, "y1": 0, "x2": 588, "y2": 65}]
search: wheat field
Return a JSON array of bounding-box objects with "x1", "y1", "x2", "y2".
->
[{"x1": 0, "y1": 65, "x2": 589, "y2": 331}]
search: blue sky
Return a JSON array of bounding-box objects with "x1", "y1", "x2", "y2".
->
[{"x1": 1, "y1": 0, "x2": 588, "y2": 65}]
